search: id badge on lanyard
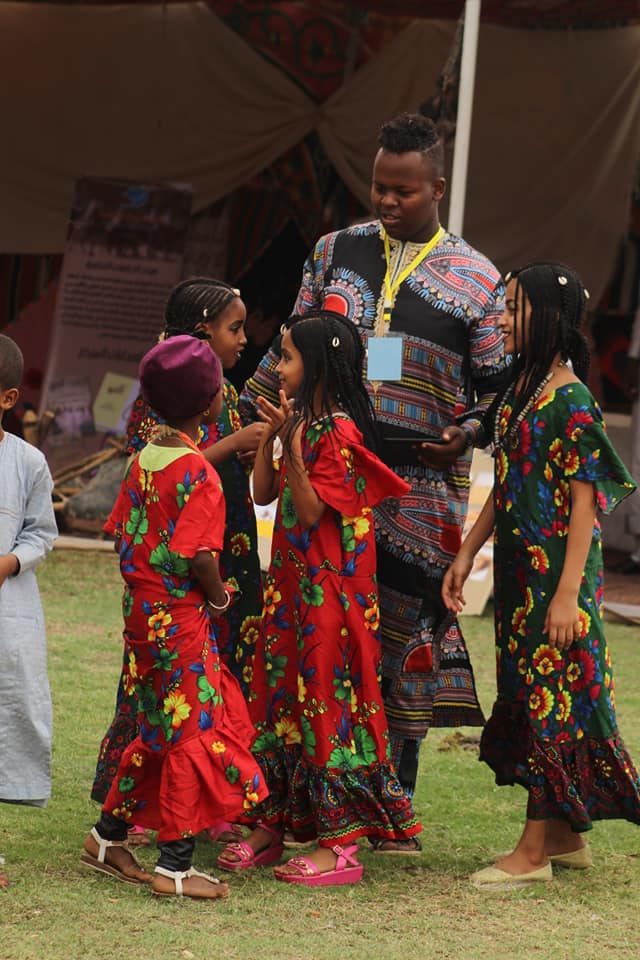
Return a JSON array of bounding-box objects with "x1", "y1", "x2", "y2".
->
[
  {"x1": 367, "y1": 224, "x2": 444, "y2": 383},
  {"x1": 366, "y1": 335, "x2": 403, "y2": 381}
]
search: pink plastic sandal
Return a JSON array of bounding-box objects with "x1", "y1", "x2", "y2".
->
[
  {"x1": 217, "y1": 824, "x2": 283, "y2": 872},
  {"x1": 206, "y1": 821, "x2": 244, "y2": 844},
  {"x1": 126, "y1": 824, "x2": 152, "y2": 847},
  {"x1": 274, "y1": 844, "x2": 363, "y2": 886}
]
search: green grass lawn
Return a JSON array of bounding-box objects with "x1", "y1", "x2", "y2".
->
[{"x1": 1, "y1": 550, "x2": 639, "y2": 960}]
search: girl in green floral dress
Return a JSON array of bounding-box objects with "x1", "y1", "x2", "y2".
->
[{"x1": 442, "y1": 263, "x2": 640, "y2": 890}]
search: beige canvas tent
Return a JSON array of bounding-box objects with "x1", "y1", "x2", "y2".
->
[{"x1": 0, "y1": 1, "x2": 639, "y2": 305}]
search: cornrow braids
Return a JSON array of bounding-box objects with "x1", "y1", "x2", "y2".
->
[
  {"x1": 163, "y1": 277, "x2": 240, "y2": 340},
  {"x1": 502, "y1": 262, "x2": 590, "y2": 446},
  {"x1": 283, "y1": 310, "x2": 379, "y2": 454}
]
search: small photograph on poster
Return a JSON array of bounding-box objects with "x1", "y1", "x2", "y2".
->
[
  {"x1": 93, "y1": 372, "x2": 139, "y2": 434},
  {"x1": 67, "y1": 177, "x2": 192, "y2": 263},
  {"x1": 46, "y1": 375, "x2": 95, "y2": 443}
]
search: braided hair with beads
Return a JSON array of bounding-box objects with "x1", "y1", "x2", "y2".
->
[
  {"x1": 163, "y1": 277, "x2": 241, "y2": 340},
  {"x1": 500, "y1": 262, "x2": 591, "y2": 448},
  {"x1": 282, "y1": 310, "x2": 379, "y2": 453}
]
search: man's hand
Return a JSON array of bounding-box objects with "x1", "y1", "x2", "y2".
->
[{"x1": 416, "y1": 425, "x2": 467, "y2": 469}]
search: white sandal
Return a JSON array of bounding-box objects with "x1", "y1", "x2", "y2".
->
[
  {"x1": 152, "y1": 865, "x2": 229, "y2": 899},
  {"x1": 80, "y1": 827, "x2": 151, "y2": 885}
]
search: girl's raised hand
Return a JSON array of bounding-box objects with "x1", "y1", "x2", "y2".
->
[
  {"x1": 543, "y1": 590, "x2": 581, "y2": 651},
  {"x1": 256, "y1": 391, "x2": 294, "y2": 436},
  {"x1": 441, "y1": 551, "x2": 474, "y2": 613}
]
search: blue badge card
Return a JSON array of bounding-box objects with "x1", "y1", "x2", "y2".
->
[{"x1": 367, "y1": 336, "x2": 403, "y2": 381}]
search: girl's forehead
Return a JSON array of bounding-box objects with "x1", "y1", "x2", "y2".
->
[{"x1": 216, "y1": 296, "x2": 245, "y2": 323}]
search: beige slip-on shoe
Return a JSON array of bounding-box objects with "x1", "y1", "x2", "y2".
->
[
  {"x1": 548, "y1": 846, "x2": 592, "y2": 869},
  {"x1": 496, "y1": 845, "x2": 592, "y2": 870},
  {"x1": 471, "y1": 862, "x2": 553, "y2": 890}
]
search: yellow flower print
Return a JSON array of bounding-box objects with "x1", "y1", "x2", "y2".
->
[
  {"x1": 566, "y1": 662, "x2": 581, "y2": 684},
  {"x1": 130, "y1": 752, "x2": 144, "y2": 767},
  {"x1": 352, "y1": 508, "x2": 372, "y2": 539},
  {"x1": 147, "y1": 609, "x2": 172, "y2": 640},
  {"x1": 243, "y1": 790, "x2": 260, "y2": 810},
  {"x1": 112, "y1": 801, "x2": 135, "y2": 822},
  {"x1": 543, "y1": 463, "x2": 553, "y2": 482},
  {"x1": 263, "y1": 582, "x2": 282, "y2": 615},
  {"x1": 235, "y1": 644, "x2": 245, "y2": 663},
  {"x1": 548, "y1": 438, "x2": 564, "y2": 467},
  {"x1": 163, "y1": 691, "x2": 191, "y2": 729},
  {"x1": 230, "y1": 532, "x2": 251, "y2": 558},
  {"x1": 211, "y1": 741, "x2": 226, "y2": 754},
  {"x1": 525, "y1": 668, "x2": 535, "y2": 686},
  {"x1": 507, "y1": 636, "x2": 518, "y2": 655},
  {"x1": 297, "y1": 674, "x2": 307, "y2": 703},
  {"x1": 340, "y1": 446, "x2": 355, "y2": 475},
  {"x1": 555, "y1": 689, "x2": 572, "y2": 723},
  {"x1": 528, "y1": 685, "x2": 554, "y2": 720},
  {"x1": 512, "y1": 587, "x2": 533, "y2": 636},
  {"x1": 242, "y1": 664, "x2": 253, "y2": 685},
  {"x1": 274, "y1": 716, "x2": 302, "y2": 745},
  {"x1": 517, "y1": 656, "x2": 528, "y2": 675},
  {"x1": 122, "y1": 651, "x2": 138, "y2": 697},
  {"x1": 127, "y1": 651, "x2": 138, "y2": 681},
  {"x1": 527, "y1": 545, "x2": 549, "y2": 575},
  {"x1": 364, "y1": 601, "x2": 380, "y2": 632},
  {"x1": 577, "y1": 608, "x2": 591, "y2": 639},
  {"x1": 532, "y1": 643, "x2": 562, "y2": 676},
  {"x1": 553, "y1": 480, "x2": 571, "y2": 516},
  {"x1": 563, "y1": 448, "x2": 580, "y2": 475},
  {"x1": 240, "y1": 617, "x2": 261, "y2": 648}
]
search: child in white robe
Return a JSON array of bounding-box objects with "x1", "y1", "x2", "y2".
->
[{"x1": 0, "y1": 334, "x2": 58, "y2": 886}]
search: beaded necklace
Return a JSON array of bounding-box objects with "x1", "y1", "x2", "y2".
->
[
  {"x1": 493, "y1": 361, "x2": 566, "y2": 451},
  {"x1": 150, "y1": 423, "x2": 203, "y2": 456}
]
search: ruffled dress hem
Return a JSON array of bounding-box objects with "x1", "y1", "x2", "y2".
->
[
  {"x1": 242, "y1": 744, "x2": 422, "y2": 846},
  {"x1": 480, "y1": 700, "x2": 640, "y2": 832},
  {"x1": 103, "y1": 720, "x2": 268, "y2": 842}
]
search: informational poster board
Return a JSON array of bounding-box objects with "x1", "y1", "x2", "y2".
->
[{"x1": 41, "y1": 176, "x2": 192, "y2": 469}]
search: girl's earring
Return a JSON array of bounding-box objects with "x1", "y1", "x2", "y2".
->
[{"x1": 203, "y1": 408, "x2": 210, "y2": 417}]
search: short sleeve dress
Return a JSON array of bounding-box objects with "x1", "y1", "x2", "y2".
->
[
  {"x1": 482, "y1": 382, "x2": 640, "y2": 830},
  {"x1": 100, "y1": 444, "x2": 267, "y2": 842},
  {"x1": 247, "y1": 415, "x2": 422, "y2": 847},
  {"x1": 91, "y1": 381, "x2": 262, "y2": 803}
]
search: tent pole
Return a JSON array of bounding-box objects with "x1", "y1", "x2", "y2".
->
[{"x1": 447, "y1": 0, "x2": 482, "y2": 236}]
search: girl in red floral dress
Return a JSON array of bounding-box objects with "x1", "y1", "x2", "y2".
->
[
  {"x1": 442, "y1": 263, "x2": 640, "y2": 890},
  {"x1": 81, "y1": 336, "x2": 267, "y2": 900},
  {"x1": 91, "y1": 279, "x2": 264, "y2": 847},
  {"x1": 218, "y1": 312, "x2": 421, "y2": 886}
]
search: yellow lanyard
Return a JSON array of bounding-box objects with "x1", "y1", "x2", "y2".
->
[{"x1": 379, "y1": 224, "x2": 444, "y2": 334}]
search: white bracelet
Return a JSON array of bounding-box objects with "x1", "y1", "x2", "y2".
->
[{"x1": 207, "y1": 590, "x2": 231, "y2": 612}]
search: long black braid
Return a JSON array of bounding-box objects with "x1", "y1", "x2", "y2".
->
[
  {"x1": 163, "y1": 277, "x2": 240, "y2": 340},
  {"x1": 282, "y1": 311, "x2": 379, "y2": 453},
  {"x1": 502, "y1": 262, "x2": 590, "y2": 446}
]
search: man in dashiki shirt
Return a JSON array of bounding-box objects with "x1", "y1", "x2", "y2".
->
[{"x1": 240, "y1": 113, "x2": 509, "y2": 846}]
